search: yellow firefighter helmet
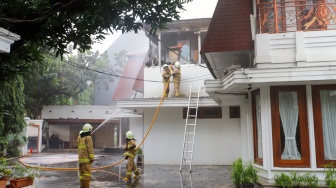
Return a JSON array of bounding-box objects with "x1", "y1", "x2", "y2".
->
[
  {"x1": 82, "y1": 123, "x2": 93, "y2": 133},
  {"x1": 126, "y1": 131, "x2": 134, "y2": 139}
]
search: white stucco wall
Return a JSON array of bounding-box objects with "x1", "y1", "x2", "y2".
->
[
  {"x1": 129, "y1": 116, "x2": 144, "y2": 150},
  {"x1": 144, "y1": 65, "x2": 212, "y2": 98},
  {"x1": 140, "y1": 106, "x2": 241, "y2": 165},
  {"x1": 255, "y1": 30, "x2": 336, "y2": 68}
]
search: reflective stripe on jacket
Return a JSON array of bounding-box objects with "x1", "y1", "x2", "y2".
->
[
  {"x1": 172, "y1": 68, "x2": 181, "y2": 83},
  {"x1": 78, "y1": 135, "x2": 94, "y2": 164},
  {"x1": 123, "y1": 139, "x2": 137, "y2": 159}
]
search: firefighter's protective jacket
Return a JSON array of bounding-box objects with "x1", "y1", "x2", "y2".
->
[
  {"x1": 123, "y1": 139, "x2": 137, "y2": 159},
  {"x1": 78, "y1": 134, "x2": 94, "y2": 163},
  {"x1": 162, "y1": 70, "x2": 171, "y2": 82},
  {"x1": 171, "y1": 67, "x2": 181, "y2": 83}
]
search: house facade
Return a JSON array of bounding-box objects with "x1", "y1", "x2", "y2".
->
[
  {"x1": 117, "y1": 18, "x2": 245, "y2": 165},
  {"x1": 201, "y1": 0, "x2": 336, "y2": 184}
]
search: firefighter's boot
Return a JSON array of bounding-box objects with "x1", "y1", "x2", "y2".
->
[{"x1": 83, "y1": 180, "x2": 90, "y2": 188}]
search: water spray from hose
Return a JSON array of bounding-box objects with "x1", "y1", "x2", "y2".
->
[{"x1": 91, "y1": 108, "x2": 121, "y2": 135}]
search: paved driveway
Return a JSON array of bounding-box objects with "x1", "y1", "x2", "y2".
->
[{"x1": 17, "y1": 150, "x2": 234, "y2": 188}]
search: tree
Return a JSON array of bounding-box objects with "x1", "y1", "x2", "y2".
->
[
  {"x1": 24, "y1": 49, "x2": 111, "y2": 118},
  {"x1": 0, "y1": 75, "x2": 26, "y2": 156},
  {"x1": 95, "y1": 49, "x2": 128, "y2": 91},
  {"x1": 0, "y1": 0, "x2": 192, "y2": 80},
  {"x1": 0, "y1": 0, "x2": 192, "y2": 156}
]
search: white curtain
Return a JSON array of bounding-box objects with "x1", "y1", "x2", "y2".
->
[
  {"x1": 279, "y1": 92, "x2": 301, "y2": 160},
  {"x1": 256, "y1": 94, "x2": 263, "y2": 158},
  {"x1": 320, "y1": 90, "x2": 336, "y2": 160}
]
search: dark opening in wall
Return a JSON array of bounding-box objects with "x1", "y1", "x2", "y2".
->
[{"x1": 229, "y1": 106, "x2": 240, "y2": 118}]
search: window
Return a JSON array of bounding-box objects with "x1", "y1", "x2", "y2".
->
[
  {"x1": 312, "y1": 84, "x2": 336, "y2": 167},
  {"x1": 183, "y1": 107, "x2": 222, "y2": 119},
  {"x1": 270, "y1": 86, "x2": 310, "y2": 167},
  {"x1": 229, "y1": 106, "x2": 240, "y2": 118},
  {"x1": 252, "y1": 89, "x2": 263, "y2": 165}
]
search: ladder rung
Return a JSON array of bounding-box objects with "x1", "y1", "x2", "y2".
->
[
  {"x1": 184, "y1": 151, "x2": 193, "y2": 153},
  {"x1": 188, "y1": 115, "x2": 196, "y2": 117},
  {"x1": 185, "y1": 141, "x2": 193, "y2": 144},
  {"x1": 187, "y1": 124, "x2": 195, "y2": 126},
  {"x1": 186, "y1": 132, "x2": 194, "y2": 134}
]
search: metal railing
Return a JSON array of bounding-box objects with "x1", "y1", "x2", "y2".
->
[{"x1": 257, "y1": 0, "x2": 336, "y2": 33}]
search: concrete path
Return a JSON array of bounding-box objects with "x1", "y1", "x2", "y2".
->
[{"x1": 16, "y1": 149, "x2": 234, "y2": 188}]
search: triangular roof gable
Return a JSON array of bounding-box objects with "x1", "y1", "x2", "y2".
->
[{"x1": 201, "y1": 0, "x2": 254, "y2": 54}]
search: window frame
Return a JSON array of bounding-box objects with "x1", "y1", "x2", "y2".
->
[
  {"x1": 183, "y1": 107, "x2": 222, "y2": 119},
  {"x1": 270, "y1": 85, "x2": 310, "y2": 167},
  {"x1": 252, "y1": 89, "x2": 263, "y2": 165},
  {"x1": 312, "y1": 84, "x2": 336, "y2": 168}
]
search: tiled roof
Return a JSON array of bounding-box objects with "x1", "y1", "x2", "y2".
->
[{"x1": 201, "y1": 0, "x2": 254, "y2": 53}]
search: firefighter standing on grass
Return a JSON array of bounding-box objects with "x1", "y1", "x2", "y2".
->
[
  {"x1": 78, "y1": 123, "x2": 94, "y2": 188},
  {"x1": 123, "y1": 131, "x2": 140, "y2": 182}
]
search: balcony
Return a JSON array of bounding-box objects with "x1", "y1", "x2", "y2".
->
[
  {"x1": 255, "y1": 0, "x2": 336, "y2": 68},
  {"x1": 257, "y1": 0, "x2": 336, "y2": 33},
  {"x1": 143, "y1": 65, "x2": 212, "y2": 98}
]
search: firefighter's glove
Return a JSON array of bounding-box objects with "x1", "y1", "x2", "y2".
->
[
  {"x1": 124, "y1": 156, "x2": 128, "y2": 160},
  {"x1": 90, "y1": 160, "x2": 94, "y2": 164}
]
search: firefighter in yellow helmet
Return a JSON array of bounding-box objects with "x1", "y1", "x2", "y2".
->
[
  {"x1": 123, "y1": 131, "x2": 140, "y2": 182},
  {"x1": 162, "y1": 64, "x2": 171, "y2": 98},
  {"x1": 78, "y1": 123, "x2": 94, "y2": 188},
  {"x1": 170, "y1": 61, "x2": 181, "y2": 97}
]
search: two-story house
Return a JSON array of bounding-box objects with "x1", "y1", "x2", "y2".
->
[
  {"x1": 117, "y1": 18, "x2": 245, "y2": 165},
  {"x1": 202, "y1": 0, "x2": 336, "y2": 184}
]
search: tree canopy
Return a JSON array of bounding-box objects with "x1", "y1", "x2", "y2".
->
[
  {"x1": 0, "y1": 0, "x2": 193, "y2": 156},
  {"x1": 0, "y1": 0, "x2": 192, "y2": 80}
]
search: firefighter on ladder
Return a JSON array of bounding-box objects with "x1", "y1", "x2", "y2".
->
[
  {"x1": 123, "y1": 131, "x2": 140, "y2": 182},
  {"x1": 78, "y1": 123, "x2": 94, "y2": 188}
]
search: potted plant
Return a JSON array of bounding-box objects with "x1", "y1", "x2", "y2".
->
[
  {"x1": 241, "y1": 162, "x2": 258, "y2": 188},
  {"x1": 325, "y1": 162, "x2": 336, "y2": 187},
  {"x1": 290, "y1": 171, "x2": 305, "y2": 188},
  {"x1": 303, "y1": 172, "x2": 318, "y2": 188},
  {"x1": 230, "y1": 158, "x2": 258, "y2": 188},
  {"x1": 274, "y1": 173, "x2": 293, "y2": 188},
  {"x1": 136, "y1": 147, "x2": 144, "y2": 168},
  {"x1": 0, "y1": 158, "x2": 12, "y2": 188},
  {"x1": 230, "y1": 158, "x2": 243, "y2": 187},
  {"x1": 9, "y1": 164, "x2": 39, "y2": 188}
]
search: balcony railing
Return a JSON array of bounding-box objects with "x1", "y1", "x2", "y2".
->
[{"x1": 257, "y1": 0, "x2": 336, "y2": 33}]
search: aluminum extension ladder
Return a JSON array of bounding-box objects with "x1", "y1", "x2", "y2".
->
[{"x1": 180, "y1": 86, "x2": 200, "y2": 172}]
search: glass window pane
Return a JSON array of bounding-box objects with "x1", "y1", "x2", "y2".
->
[
  {"x1": 278, "y1": 91, "x2": 301, "y2": 160},
  {"x1": 320, "y1": 90, "x2": 336, "y2": 160}
]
